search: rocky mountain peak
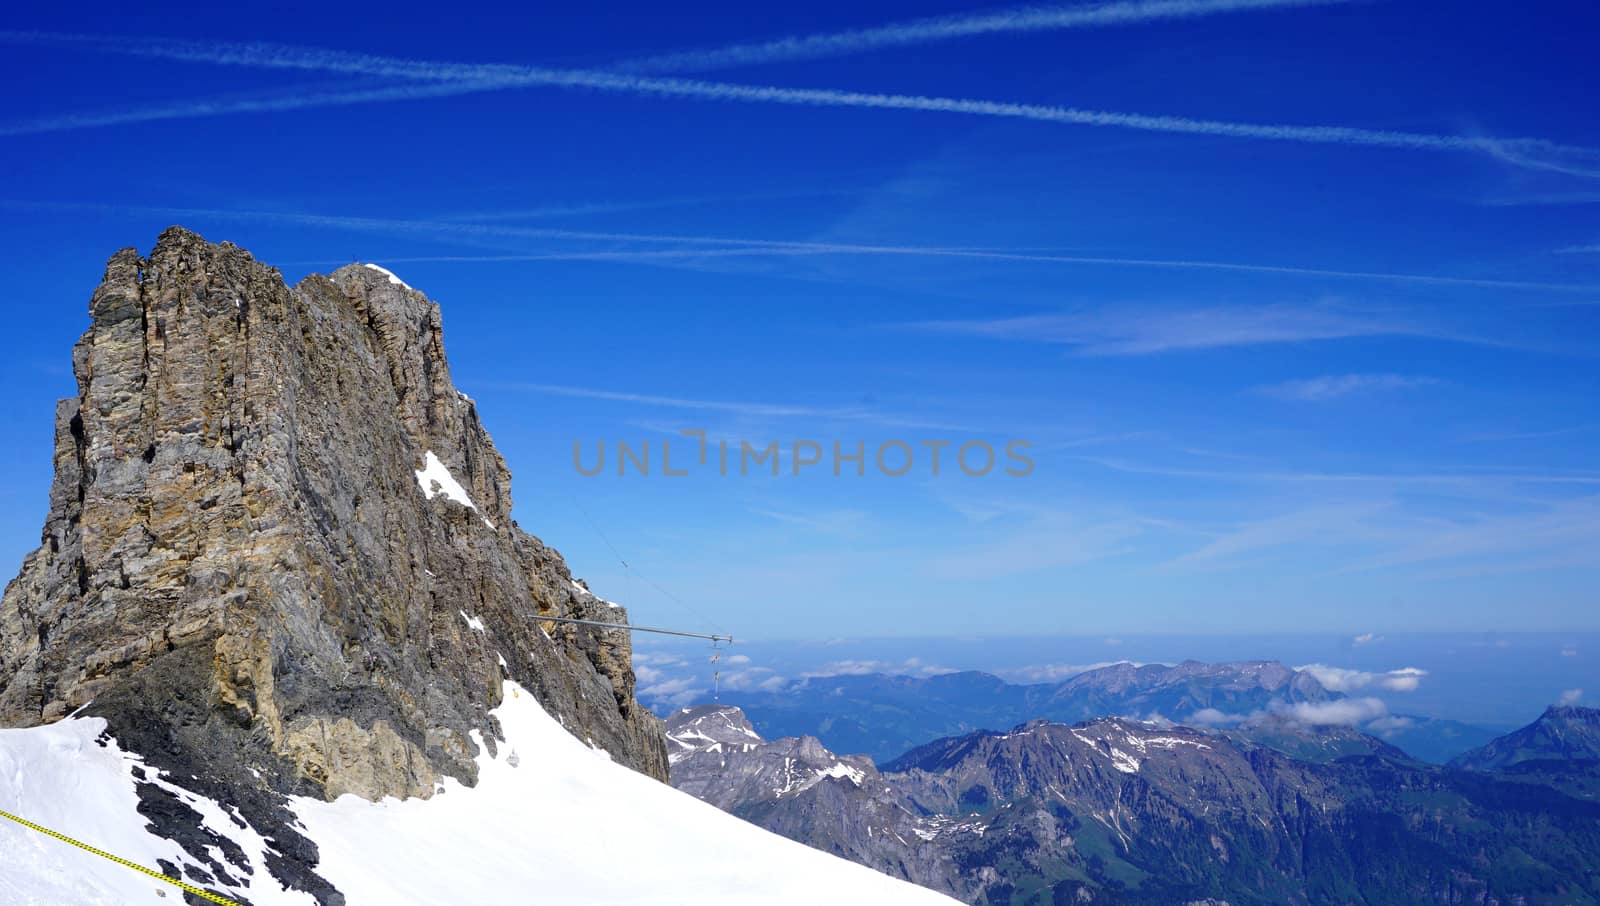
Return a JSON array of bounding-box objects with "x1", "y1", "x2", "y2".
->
[
  {"x1": 667, "y1": 705, "x2": 874, "y2": 805},
  {"x1": 0, "y1": 229, "x2": 666, "y2": 901},
  {"x1": 1544, "y1": 704, "x2": 1599, "y2": 722},
  {"x1": 665, "y1": 704, "x2": 765, "y2": 763},
  {"x1": 1452, "y1": 703, "x2": 1600, "y2": 771}
]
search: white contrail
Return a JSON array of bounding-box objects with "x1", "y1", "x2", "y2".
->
[
  {"x1": 2, "y1": 31, "x2": 1595, "y2": 176},
  {"x1": 616, "y1": 0, "x2": 1358, "y2": 73},
  {"x1": 0, "y1": 77, "x2": 509, "y2": 137},
  {"x1": 6, "y1": 1, "x2": 1358, "y2": 81},
  {"x1": 375, "y1": 248, "x2": 1600, "y2": 292},
  {"x1": 0, "y1": 199, "x2": 864, "y2": 250},
  {"x1": 434, "y1": 188, "x2": 863, "y2": 223},
  {"x1": 14, "y1": 198, "x2": 1580, "y2": 293}
]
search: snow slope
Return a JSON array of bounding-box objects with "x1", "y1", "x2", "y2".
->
[
  {"x1": 0, "y1": 716, "x2": 315, "y2": 905},
  {"x1": 0, "y1": 684, "x2": 957, "y2": 906}
]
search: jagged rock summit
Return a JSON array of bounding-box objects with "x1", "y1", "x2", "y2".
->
[
  {"x1": 667, "y1": 704, "x2": 874, "y2": 807},
  {"x1": 0, "y1": 228, "x2": 666, "y2": 899},
  {"x1": 1451, "y1": 704, "x2": 1600, "y2": 771}
]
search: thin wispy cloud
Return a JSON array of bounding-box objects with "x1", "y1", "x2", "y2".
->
[
  {"x1": 747, "y1": 507, "x2": 871, "y2": 537},
  {"x1": 617, "y1": 0, "x2": 1357, "y2": 73},
  {"x1": 1045, "y1": 431, "x2": 1157, "y2": 450},
  {"x1": 0, "y1": 199, "x2": 858, "y2": 251},
  {"x1": 913, "y1": 303, "x2": 1456, "y2": 355},
  {"x1": 1161, "y1": 491, "x2": 1600, "y2": 576},
  {"x1": 1255, "y1": 373, "x2": 1439, "y2": 401},
  {"x1": 493, "y1": 381, "x2": 873, "y2": 420},
  {"x1": 283, "y1": 246, "x2": 1600, "y2": 294},
  {"x1": 1348, "y1": 494, "x2": 1600, "y2": 572},
  {"x1": 1077, "y1": 456, "x2": 1600, "y2": 487},
  {"x1": 485, "y1": 381, "x2": 957, "y2": 430},
  {"x1": 1473, "y1": 136, "x2": 1600, "y2": 181},
  {"x1": 1462, "y1": 424, "x2": 1597, "y2": 443},
  {"x1": 11, "y1": 198, "x2": 1590, "y2": 295},
  {"x1": 1165, "y1": 501, "x2": 1404, "y2": 567},
  {"x1": 434, "y1": 188, "x2": 862, "y2": 223},
  {"x1": 926, "y1": 512, "x2": 1143, "y2": 579},
  {"x1": 3, "y1": 31, "x2": 1596, "y2": 178},
  {"x1": 0, "y1": 75, "x2": 511, "y2": 136},
  {"x1": 1475, "y1": 191, "x2": 1600, "y2": 207},
  {"x1": 800, "y1": 657, "x2": 957, "y2": 679}
]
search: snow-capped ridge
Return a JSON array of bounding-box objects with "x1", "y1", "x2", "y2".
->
[
  {"x1": 0, "y1": 686, "x2": 954, "y2": 905},
  {"x1": 361, "y1": 263, "x2": 412, "y2": 289}
]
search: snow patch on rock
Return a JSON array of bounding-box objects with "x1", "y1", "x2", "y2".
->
[
  {"x1": 361, "y1": 263, "x2": 411, "y2": 289},
  {"x1": 1109, "y1": 748, "x2": 1141, "y2": 774},
  {"x1": 415, "y1": 451, "x2": 494, "y2": 528},
  {"x1": 819, "y1": 762, "x2": 866, "y2": 786}
]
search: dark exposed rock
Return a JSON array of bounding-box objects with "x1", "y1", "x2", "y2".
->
[{"x1": 0, "y1": 228, "x2": 666, "y2": 901}]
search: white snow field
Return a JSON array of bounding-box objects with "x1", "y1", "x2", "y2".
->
[
  {"x1": 0, "y1": 682, "x2": 957, "y2": 906},
  {"x1": 0, "y1": 715, "x2": 316, "y2": 905}
]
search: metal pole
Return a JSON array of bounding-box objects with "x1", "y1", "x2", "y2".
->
[{"x1": 531, "y1": 614, "x2": 733, "y2": 645}]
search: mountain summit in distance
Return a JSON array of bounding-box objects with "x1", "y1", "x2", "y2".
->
[
  {"x1": 671, "y1": 702, "x2": 1600, "y2": 905},
  {"x1": 1452, "y1": 705, "x2": 1600, "y2": 772}
]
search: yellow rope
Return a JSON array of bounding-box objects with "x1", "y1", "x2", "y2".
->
[{"x1": 0, "y1": 806, "x2": 244, "y2": 906}]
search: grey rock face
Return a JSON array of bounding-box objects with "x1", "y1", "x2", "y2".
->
[{"x1": 0, "y1": 228, "x2": 666, "y2": 901}]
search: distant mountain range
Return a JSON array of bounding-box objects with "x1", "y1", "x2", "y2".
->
[
  {"x1": 670, "y1": 703, "x2": 1600, "y2": 905},
  {"x1": 708, "y1": 660, "x2": 1500, "y2": 764},
  {"x1": 1452, "y1": 705, "x2": 1600, "y2": 771}
]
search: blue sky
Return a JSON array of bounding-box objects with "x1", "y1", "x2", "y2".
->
[{"x1": 0, "y1": 0, "x2": 1597, "y2": 645}]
